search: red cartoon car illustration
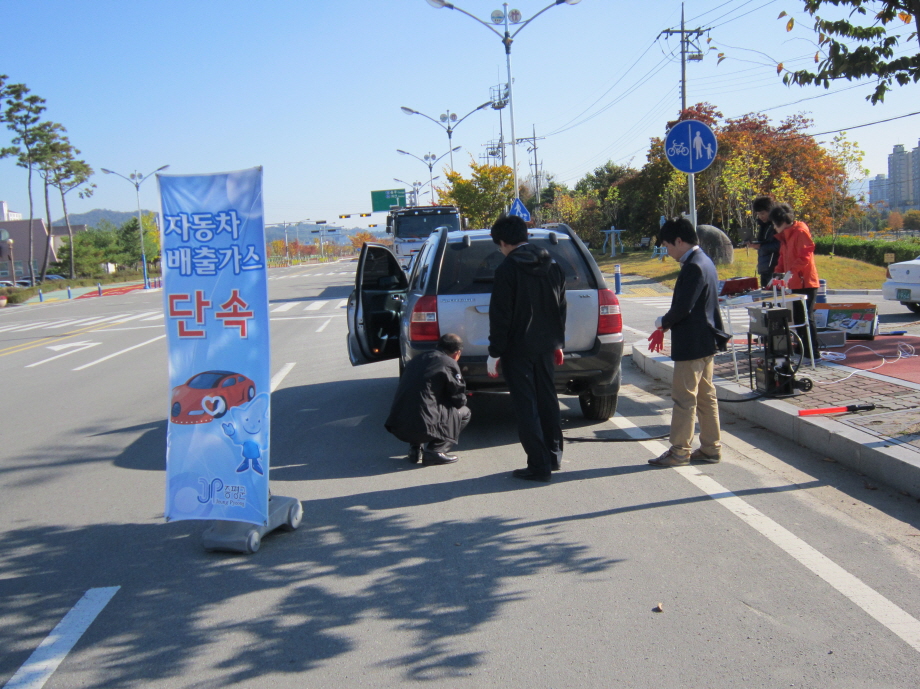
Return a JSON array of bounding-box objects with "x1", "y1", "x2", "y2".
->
[{"x1": 170, "y1": 370, "x2": 256, "y2": 425}]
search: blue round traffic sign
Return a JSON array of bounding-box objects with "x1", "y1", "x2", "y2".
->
[{"x1": 665, "y1": 120, "x2": 718, "y2": 174}]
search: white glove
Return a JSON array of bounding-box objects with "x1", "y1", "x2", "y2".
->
[
  {"x1": 486, "y1": 356, "x2": 500, "y2": 378},
  {"x1": 783, "y1": 271, "x2": 793, "y2": 283},
  {"x1": 654, "y1": 316, "x2": 663, "y2": 329}
]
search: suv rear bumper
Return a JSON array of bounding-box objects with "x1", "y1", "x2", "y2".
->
[{"x1": 442, "y1": 336, "x2": 624, "y2": 397}]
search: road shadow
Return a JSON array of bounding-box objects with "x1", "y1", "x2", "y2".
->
[{"x1": 0, "y1": 490, "x2": 620, "y2": 685}]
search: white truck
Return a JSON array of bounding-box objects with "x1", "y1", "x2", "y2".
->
[{"x1": 386, "y1": 205, "x2": 463, "y2": 269}]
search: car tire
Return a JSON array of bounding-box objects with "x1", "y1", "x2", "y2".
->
[
  {"x1": 905, "y1": 302, "x2": 920, "y2": 314},
  {"x1": 579, "y1": 390, "x2": 618, "y2": 420},
  {"x1": 247, "y1": 385, "x2": 255, "y2": 400},
  {"x1": 245, "y1": 530, "x2": 261, "y2": 554},
  {"x1": 213, "y1": 396, "x2": 228, "y2": 418}
]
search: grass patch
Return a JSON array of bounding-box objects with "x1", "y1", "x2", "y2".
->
[{"x1": 593, "y1": 248, "x2": 886, "y2": 290}]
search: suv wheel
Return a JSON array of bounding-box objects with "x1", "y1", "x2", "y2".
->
[
  {"x1": 579, "y1": 390, "x2": 618, "y2": 420},
  {"x1": 905, "y1": 302, "x2": 920, "y2": 314}
]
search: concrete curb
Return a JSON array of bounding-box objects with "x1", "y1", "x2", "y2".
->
[{"x1": 631, "y1": 345, "x2": 920, "y2": 497}]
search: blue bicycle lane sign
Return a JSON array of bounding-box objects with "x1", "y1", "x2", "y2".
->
[{"x1": 665, "y1": 120, "x2": 718, "y2": 174}]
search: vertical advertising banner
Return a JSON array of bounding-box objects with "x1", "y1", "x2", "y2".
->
[{"x1": 159, "y1": 167, "x2": 270, "y2": 525}]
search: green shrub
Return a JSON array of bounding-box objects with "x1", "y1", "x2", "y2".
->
[{"x1": 814, "y1": 236, "x2": 920, "y2": 266}]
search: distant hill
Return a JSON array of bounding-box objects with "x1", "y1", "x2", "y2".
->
[{"x1": 52, "y1": 208, "x2": 157, "y2": 229}]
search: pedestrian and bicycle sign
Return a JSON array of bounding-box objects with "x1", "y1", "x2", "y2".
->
[
  {"x1": 508, "y1": 197, "x2": 531, "y2": 222},
  {"x1": 665, "y1": 120, "x2": 718, "y2": 174}
]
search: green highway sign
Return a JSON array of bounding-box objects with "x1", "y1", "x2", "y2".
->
[{"x1": 371, "y1": 189, "x2": 407, "y2": 212}]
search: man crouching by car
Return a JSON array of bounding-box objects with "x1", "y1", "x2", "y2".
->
[{"x1": 385, "y1": 333, "x2": 471, "y2": 466}]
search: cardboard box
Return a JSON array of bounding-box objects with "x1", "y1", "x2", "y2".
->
[{"x1": 814, "y1": 303, "x2": 878, "y2": 339}]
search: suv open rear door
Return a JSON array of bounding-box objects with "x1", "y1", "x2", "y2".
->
[{"x1": 346, "y1": 243, "x2": 408, "y2": 366}]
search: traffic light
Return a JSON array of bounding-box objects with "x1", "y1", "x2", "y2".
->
[
  {"x1": 359, "y1": 213, "x2": 371, "y2": 217},
  {"x1": 338, "y1": 214, "x2": 350, "y2": 219},
  {"x1": 368, "y1": 224, "x2": 378, "y2": 228}
]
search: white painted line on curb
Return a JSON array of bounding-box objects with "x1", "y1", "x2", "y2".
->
[
  {"x1": 72, "y1": 335, "x2": 166, "y2": 371},
  {"x1": 2, "y1": 586, "x2": 119, "y2": 689},
  {"x1": 271, "y1": 363, "x2": 296, "y2": 393},
  {"x1": 609, "y1": 413, "x2": 920, "y2": 655},
  {"x1": 316, "y1": 318, "x2": 332, "y2": 332}
]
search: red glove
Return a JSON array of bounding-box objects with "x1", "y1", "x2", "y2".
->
[
  {"x1": 554, "y1": 349, "x2": 564, "y2": 366},
  {"x1": 648, "y1": 328, "x2": 665, "y2": 353}
]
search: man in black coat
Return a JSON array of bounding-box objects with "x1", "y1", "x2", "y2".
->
[
  {"x1": 648, "y1": 218, "x2": 727, "y2": 468},
  {"x1": 487, "y1": 214, "x2": 567, "y2": 483},
  {"x1": 385, "y1": 333, "x2": 470, "y2": 466},
  {"x1": 747, "y1": 196, "x2": 779, "y2": 288}
]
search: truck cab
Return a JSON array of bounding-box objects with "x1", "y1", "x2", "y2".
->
[{"x1": 386, "y1": 205, "x2": 462, "y2": 270}]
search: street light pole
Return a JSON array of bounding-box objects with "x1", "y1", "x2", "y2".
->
[
  {"x1": 425, "y1": 0, "x2": 581, "y2": 202},
  {"x1": 100, "y1": 164, "x2": 170, "y2": 289},
  {"x1": 400, "y1": 101, "x2": 491, "y2": 171},
  {"x1": 397, "y1": 148, "x2": 459, "y2": 205}
]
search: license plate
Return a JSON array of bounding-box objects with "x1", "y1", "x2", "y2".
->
[{"x1": 897, "y1": 288, "x2": 912, "y2": 301}]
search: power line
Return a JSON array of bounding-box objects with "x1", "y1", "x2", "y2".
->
[{"x1": 803, "y1": 111, "x2": 920, "y2": 138}]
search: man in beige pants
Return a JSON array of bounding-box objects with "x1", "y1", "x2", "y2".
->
[{"x1": 647, "y1": 218, "x2": 728, "y2": 467}]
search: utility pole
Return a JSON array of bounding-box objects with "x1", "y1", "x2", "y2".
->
[
  {"x1": 660, "y1": 2, "x2": 708, "y2": 229},
  {"x1": 517, "y1": 125, "x2": 545, "y2": 223}
]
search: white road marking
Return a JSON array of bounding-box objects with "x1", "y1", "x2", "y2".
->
[
  {"x1": 103, "y1": 325, "x2": 165, "y2": 332},
  {"x1": 0, "y1": 321, "x2": 53, "y2": 333},
  {"x1": 141, "y1": 313, "x2": 164, "y2": 321},
  {"x1": 111, "y1": 311, "x2": 159, "y2": 324},
  {"x1": 271, "y1": 302, "x2": 298, "y2": 313},
  {"x1": 27, "y1": 343, "x2": 100, "y2": 368},
  {"x1": 67, "y1": 314, "x2": 130, "y2": 328},
  {"x1": 270, "y1": 315, "x2": 345, "y2": 321},
  {"x1": 42, "y1": 317, "x2": 104, "y2": 329},
  {"x1": 2, "y1": 586, "x2": 119, "y2": 689},
  {"x1": 337, "y1": 299, "x2": 348, "y2": 308},
  {"x1": 608, "y1": 414, "x2": 920, "y2": 655},
  {"x1": 316, "y1": 318, "x2": 332, "y2": 332},
  {"x1": 270, "y1": 363, "x2": 296, "y2": 392},
  {"x1": 72, "y1": 335, "x2": 166, "y2": 371},
  {"x1": 304, "y1": 300, "x2": 329, "y2": 311}
]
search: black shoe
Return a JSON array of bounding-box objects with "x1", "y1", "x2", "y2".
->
[
  {"x1": 423, "y1": 451, "x2": 458, "y2": 465},
  {"x1": 512, "y1": 468, "x2": 551, "y2": 482},
  {"x1": 408, "y1": 445, "x2": 423, "y2": 464}
]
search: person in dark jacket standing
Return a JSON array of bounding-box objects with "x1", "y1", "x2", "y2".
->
[
  {"x1": 487, "y1": 214, "x2": 567, "y2": 483},
  {"x1": 385, "y1": 333, "x2": 470, "y2": 466},
  {"x1": 647, "y1": 218, "x2": 727, "y2": 467},
  {"x1": 746, "y1": 196, "x2": 780, "y2": 288}
]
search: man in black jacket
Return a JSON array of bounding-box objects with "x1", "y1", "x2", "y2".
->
[
  {"x1": 648, "y1": 218, "x2": 727, "y2": 467},
  {"x1": 487, "y1": 214, "x2": 567, "y2": 483},
  {"x1": 385, "y1": 333, "x2": 470, "y2": 466},
  {"x1": 747, "y1": 196, "x2": 779, "y2": 288}
]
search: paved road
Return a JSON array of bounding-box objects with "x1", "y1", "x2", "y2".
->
[{"x1": 2, "y1": 264, "x2": 920, "y2": 687}]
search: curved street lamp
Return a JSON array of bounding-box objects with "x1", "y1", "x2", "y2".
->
[
  {"x1": 100, "y1": 164, "x2": 169, "y2": 289},
  {"x1": 394, "y1": 177, "x2": 439, "y2": 207},
  {"x1": 400, "y1": 101, "x2": 492, "y2": 170},
  {"x1": 397, "y1": 148, "x2": 460, "y2": 204},
  {"x1": 425, "y1": 0, "x2": 581, "y2": 202}
]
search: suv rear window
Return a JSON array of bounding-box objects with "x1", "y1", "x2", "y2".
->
[
  {"x1": 437, "y1": 236, "x2": 596, "y2": 295},
  {"x1": 395, "y1": 213, "x2": 461, "y2": 238}
]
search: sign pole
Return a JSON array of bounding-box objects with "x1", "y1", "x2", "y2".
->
[{"x1": 688, "y1": 173, "x2": 697, "y2": 229}]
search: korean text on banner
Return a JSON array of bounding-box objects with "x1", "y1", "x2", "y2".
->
[{"x1": 159, "y1": 167, "x2": 270, "y2": 526}]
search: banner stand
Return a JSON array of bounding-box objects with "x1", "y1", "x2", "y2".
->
[{"x1": 201, "y1": 496, "x2": 302, "y2": 554}]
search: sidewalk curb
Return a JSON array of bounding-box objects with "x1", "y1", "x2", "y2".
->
[{"x1": 631, "y1": 345, "x2": 920, "y2": 497}]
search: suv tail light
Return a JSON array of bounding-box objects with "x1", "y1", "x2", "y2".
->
[
  {"x1": 597, "y1": 289, "x2": 622, "y2": 335},
  {"x1": 409, "y1": 295, "x2": 440, "y2": 342}
]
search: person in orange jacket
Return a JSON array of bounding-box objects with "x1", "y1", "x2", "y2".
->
[{"x1": 770, "y1": 203, "x2": 820, "y2": 359}]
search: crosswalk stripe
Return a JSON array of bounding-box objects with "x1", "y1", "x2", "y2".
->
[
  {"x1": 0, "y1": 321, "x2": 53, "y2": 332},
  {"x1": 141, "y1": 313, "x2": 164, "y2": 321},
  {"x1": 337, "y1": 299, "x2": 348, "y2": 308},
  {"x1": 111, "y1": 312, "x2": 159, "y2": 324},
  {"x1": 271, "y1": 302, "x2": 298, "y2": 312},
  {"x1": 304, "y1": 300, "x2": 330, "y2": 311},
  {"x1": 43, "y1": 317, "x2": 102, "y2": 329}
]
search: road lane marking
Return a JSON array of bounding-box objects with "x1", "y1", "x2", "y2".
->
[
  {"x1": 337, "y1": 299, "x2": 347, "y2": 308},
  {"x1": 271, "y1": 302, "x2": 298, "y2": 312},
  {"x1": 0, "y1": 321, "x2": 54, "y2": 333},
  {"x1": 103, "y1": 325, "x2": 165, "y2": 332},
  {"x1": 41, "y1": 317, "x2": 104, "y2": 329},
  {"x1": 3, "y1": 586, "x2": 119, "y2": 689},
  {"x1": 316, "y1": 318, "x2": 332, "y2": 332},
  {"x1": 72, "y1": 335, "x2": 166, "y2": 371},
  {"x1": 27, "y1": 343, "x2": 101, "y2": 368},
  {"x1": 140, "y1": 313, "x2": 164, "y2": 321},
  {"x1": 111, "y1": 311, "x2": 159, "y2": 323},
  {"x1": 304, "y1": 300, "x2": 329, "y2": 311},
  {"x1": 270, "y1": 314, "x2": 345, "y2": 321},
  {"x1": 608, "y1": 414, "x2": 920, "y2": 656},
  {"x1": 0, "y1": 319, "x2": 131, "y2": 357},
  {"x1": 270, "y1": 363, "x2": 296, "y2": 392}
]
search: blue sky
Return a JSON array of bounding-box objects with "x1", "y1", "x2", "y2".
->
[{"x1": 1, "y1": 0, "x2": 917, "y2": 230}]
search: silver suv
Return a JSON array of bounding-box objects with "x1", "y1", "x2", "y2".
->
[{"x1": 346, "y1": 225, "x2": 624, "y2": 419}]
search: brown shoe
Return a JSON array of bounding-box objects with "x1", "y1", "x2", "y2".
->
[
  {"x1": 648, "y1": 450, "x2": 690, "y2": 467},
  {"x1": 690, "y1": 448, "x2": 721, "y2": 463}
]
